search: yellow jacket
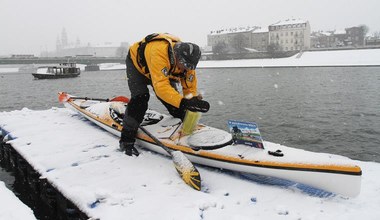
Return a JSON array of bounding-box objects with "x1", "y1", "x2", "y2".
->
[{"x1": 129, "y1": 34, "x2": 198, "y2": 108}]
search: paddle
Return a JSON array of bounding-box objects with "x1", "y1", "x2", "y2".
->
[
  {"x1": 139, "y1": 125, "x2": 202, "y2": 191},
  {"x1": 59, "y1": 92, "x2": 201, "y2": 190},
  {"x1": 59, "y1": 92, "x2": 129, "y2": 103}
]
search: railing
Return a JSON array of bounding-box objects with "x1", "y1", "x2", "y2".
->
[{"x1": 0, "y1": 57, "x2": 125, "y2": 65}]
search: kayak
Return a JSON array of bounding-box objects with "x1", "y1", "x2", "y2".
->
[{"x1": 58, "y1": 92, "x2": 361, "y2": 197}]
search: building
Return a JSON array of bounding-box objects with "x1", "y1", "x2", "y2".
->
[
  {"x1": 207, "y1": 19, "x2": 310, "y2": 53},
  {"x1": 250, "y1": 27, "x2": 269, "y2": 51},
  {"x1": 310, "y1": 26, "x2": 366, "y2": 48},
  {"x1": 366, "y1": 36, "x2": 380, "y2": 46},
  {"x1": 268, "y1": 19, "x2": 311, "y2": 51},
  {"x1": 55, "y1": 42, "x2": 129, "y2": 57},
  {"x1": 207, "y1": 26, "x2": 261, "y2": 53},
  {"x1": 311, "y1": 30, "x2": 346, "y2": 48},
  {"x1": 54, "y1": 28, "x2": 129, "y2": 57},
  {"x1": 345, "y1": 26, "x2": 365, "y2": 46}
]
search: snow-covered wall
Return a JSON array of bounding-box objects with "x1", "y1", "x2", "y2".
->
[{"x1": 198, "y1": 48, "x2": 380, "y2": 68}]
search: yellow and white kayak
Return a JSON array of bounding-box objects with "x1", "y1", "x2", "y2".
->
[{"x1": 58, "y1": 92, "x2": 362, "y2": 197}]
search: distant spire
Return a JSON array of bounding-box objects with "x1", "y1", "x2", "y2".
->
[
  {"x1": 76, "y1": 37, "x2": 81, "y2": 47},
  {"x1": 56, "y1": 35, "x2": 61, "y2": 51},
  {"x1": 61, "y1": 28, "x2": 68, "y2": 48}
]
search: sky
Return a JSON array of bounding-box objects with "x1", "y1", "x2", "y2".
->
[{"x1": 1, "y1": 0, "x2": 380, "y2": 56}]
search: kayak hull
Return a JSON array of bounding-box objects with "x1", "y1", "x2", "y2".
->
[{"x1": 59, "y1": 92, "x2": 362, "y2": 197}]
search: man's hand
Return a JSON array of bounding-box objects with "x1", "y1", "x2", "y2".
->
[{"x1": 180, "y1": 97, "x2": 210, "y2": 113}]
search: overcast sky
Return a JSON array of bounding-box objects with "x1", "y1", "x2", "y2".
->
[{"x1": 1, "y1": 0, "x2": 379, "y2": 56}]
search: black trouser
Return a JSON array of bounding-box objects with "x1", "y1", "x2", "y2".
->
[{"x1": 120, "y1": 55, "x2": 186, "y2": 143}]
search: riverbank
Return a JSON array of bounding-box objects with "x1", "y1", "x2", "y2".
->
[
  {"x1": 198, "y1": 48, "x2": 380, "y2": 68},
  {"x1": 1, "y1": 48, "x2": 380, "y2": 73}
]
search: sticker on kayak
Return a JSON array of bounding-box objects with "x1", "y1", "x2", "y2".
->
[{"x1": 227, "y1": 120, "x2": 264, "y2": 149}]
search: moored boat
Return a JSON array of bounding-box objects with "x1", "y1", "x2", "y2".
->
[{"x1": 32, "y1": 63, "x2": 80, "y2": 79}]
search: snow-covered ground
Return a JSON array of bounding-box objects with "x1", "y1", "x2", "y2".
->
[
  {"x1": 0, "y1": 181, "x2": 36, "y2": 220},
  {"x1": 1, "y1": 107, "x2": 380, "y2": 220}
]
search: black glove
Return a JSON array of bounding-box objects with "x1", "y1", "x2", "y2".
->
[
  {"x1": 180, "y1": 97, "x2": 210, "y2": 113},
  {"x1": 119, "y1": 141, "x2": 139, "y2": 156}
]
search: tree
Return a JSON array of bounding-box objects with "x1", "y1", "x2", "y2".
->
[
  {"x1": 359, "y1": 25, "x2": 369, "y2": 37},
  {"x1": 374, "y1": 31, "x2": 380, "y2": 38},
  {"x1": 212, "y1": 42, "x2": 228, "y2": 55},
  {"x1": 267, "y1": 43, "x2": 281, "y2": 55}
]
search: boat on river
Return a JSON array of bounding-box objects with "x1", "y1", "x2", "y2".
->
[{"x1": 32, "y1": 63, "x2": 80, "y2": 79}]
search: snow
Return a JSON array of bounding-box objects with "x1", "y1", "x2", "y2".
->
[
  {"x1": 1, "y1": 108, "x2": 380, "y2": 220},
  {"x1": 210, "y1": 26, "x2": 260, "y2": 35},
  {"x1": 0, "y1": 181, "x2": 36, "y2": 220},
  {"x1": 199, "y1": 49, "x2": 380, "y2": 68},
  {"x1": 252, "y1": 27, "x2": 269, "y2": 33},
  {"x1": 270, "y1": 19, "x2": 308, "y2": 27},
  {"x1": 98, "y1": 63, "x2": 126, "y2": 71}
]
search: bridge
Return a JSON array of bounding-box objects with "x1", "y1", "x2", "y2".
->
[{"x1": 0, "y1": 57, "x2": 125, "y2": 65}]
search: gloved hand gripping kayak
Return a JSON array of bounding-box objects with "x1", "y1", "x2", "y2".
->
[{"x1": 180, "y1": 97, "x2": 210, "y2": 113}]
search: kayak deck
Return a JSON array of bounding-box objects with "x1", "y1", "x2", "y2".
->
[{"x1": 60, "y1": 92, "x2": 362, "y2": 197}]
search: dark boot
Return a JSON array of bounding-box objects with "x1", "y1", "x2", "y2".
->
[
  {"x1": 120, "y1": 118, "x2": 139, "y2": 156},
  {"x1": 119, "y1": 141, "x2": 139, "y2": 156},
  {"x1": 119, "y1": 93, "x2": 149, "y2": 156}
]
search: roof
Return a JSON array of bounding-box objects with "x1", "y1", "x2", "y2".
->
[
  {"x1": 210, "y1": 26, "x2": 260, "y2": 35},
  {"x1": 252, "y1": 27, "x2": 269, "y2": 33},
  {"x1": 270, "y1": 19, "x2": 308, "y2": 27}
]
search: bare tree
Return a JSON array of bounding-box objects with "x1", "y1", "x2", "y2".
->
[
  {"x1": 359, "y1": 24, "x2": 370, "y2": 37},
  {"x1": 212, "y1": 42, "x2": 228, "y2": 55}
]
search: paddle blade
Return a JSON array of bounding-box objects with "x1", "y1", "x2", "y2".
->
[
  {"x1": 110, "y1": 96, "x2": 130, "y2": 103},
  {"x1": 171, "y1": 151, "x2": 201, "y2": 191},
  {"x1": 58, "y1": 92, "x2": 70, "y2": 103}
]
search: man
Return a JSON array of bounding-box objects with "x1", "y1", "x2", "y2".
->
[{"x1": 120, "y1": 33, "x2": 210, "y2": 156}]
